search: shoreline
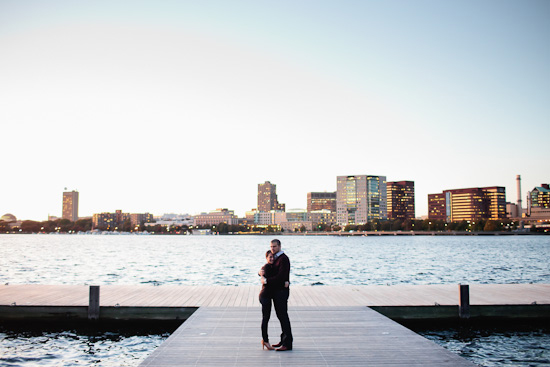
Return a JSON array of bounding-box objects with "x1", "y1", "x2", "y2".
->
[{"x1": 1, "y1": 230, "x2": 547, "y2": 236}]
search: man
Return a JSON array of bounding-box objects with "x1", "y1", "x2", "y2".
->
[{"x1": 260, "y1": 238, "x2": 293, "y2": 351}]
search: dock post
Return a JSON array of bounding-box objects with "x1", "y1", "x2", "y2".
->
[
  {"x1": 88, "y1": 285, "x2": 100, "y2": 321},
  {"x1": 459, "y1": 284, "x2": 470, "y2": 319}
]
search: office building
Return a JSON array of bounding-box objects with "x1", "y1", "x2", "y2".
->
[
  {"x1": 336, "y1": 175, "x2": 387, "y2": 225},
  {"x1": 387, "y1": 181, "x2": 415, "y2": 220},
  {"x1": 530, "y1": 184, "x2": 550, "y2": 209},
  {"x1": 308, "y1": 209, "x2": 337, "y2": 226},
  {"x1": 62, "y1": 190, "x2": 79, "y2": 222},
  {"x1": 307, "y1": 192, "x2": 336, "y2": 212},
  {"x1": 526, "y1": 184, "x2": 550, "y2": 222},
  {"x1": 130, "y1": 213, "x2": 154, "y2": 226},
  {"x1": 428, "y1": 193, "x2": 448, "y2": 221},
  {"x1": 277, "y1": 209, "x2": 313, "y2": 232},
  {"x1": 193, "y1": 208, "x2": 239, "y2": 227},
  {"x1": 93, "y1": 210, "x2": 152, "y2": 230},
  {"x1": 93, "y1": 211, "x2": 129, "y2": 230},
  {"x1": 258, "y1": 181, "x2": 285, "y2": 212},
  {"x1": 428, "y1": 186, "x2": 506, "y2": 222}
]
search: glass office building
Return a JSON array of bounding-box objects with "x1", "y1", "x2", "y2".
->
[{"x1": 336, "y1": 175, "x2": 387, "y2": 225}]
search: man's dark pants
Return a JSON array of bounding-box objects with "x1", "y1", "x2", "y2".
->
[{"x1": 273, "y1": 288, "x2": 293, "y2": 348}]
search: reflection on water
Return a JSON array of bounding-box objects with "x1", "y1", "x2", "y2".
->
[
  {"x1": 0, "y1": 321, "x2": 179, "y2": 367},
  {"x1": 0, "y1": 234, "x2": 549, "y2": 286}
]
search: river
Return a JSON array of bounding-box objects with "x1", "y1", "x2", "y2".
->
[{"x1": 0, "y1": 234, "x2": 549, "y2": 366}]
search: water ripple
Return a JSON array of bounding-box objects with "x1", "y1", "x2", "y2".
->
[{"x1": 1, "y1": 234, "x2": 548, "y2": 286}]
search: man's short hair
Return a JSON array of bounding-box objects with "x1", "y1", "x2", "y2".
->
[{"x1": 271, "y1": 239, "x2": 281, "y2": 247}]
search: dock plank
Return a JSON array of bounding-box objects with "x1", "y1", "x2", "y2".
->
[
  {"x1": 2, "y1": 284, "x2": 549, "y2": 308},
  {"x1": 138, "y1": 307, "x2": 476, "y2": 366}
]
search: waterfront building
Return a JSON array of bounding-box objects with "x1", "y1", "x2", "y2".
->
[
  {"x1": 506, "y1": 202, "x2": 519, "y2": 219},
  {"x1": 428, "y1": 187, "x2": 506, "y2": 222},
  {"x1": 387, "y1": 181, "x2": 415, "y2": 220},
  {"x1": 93, "y1": 210, "x2": 152, "y2": 230},
  {"x1": 276, "y1": 209, "x2": 312, "y2": 232},
  {"x1": 1, "y1": 213, "x2": 17, "y2": 223},
  {"x1": 62, "y1": 190, "x2": 79, "y2": 222},
  {"x1": 130, "y1": 213, "x2": 154, "y2": 226},
  {"x1": 0, "y1": 213, "x2": 21, "y2": 229},
  {"x1": 308, "y1": 209, "x2": 337, "y2": 226},
  {"x1": 93, "y1": 210, "x2": 130, "y2": 230},
  {"x1": 193, "y1": 208, "x2": 238, "y2": 227},
  {"x1": 257, "y1": 181, "x2": 285, "y2": 212},
  {"x1": 526, "y1": 184, "x2": 550, "y2": 222},
  {"x1": 285, "y1": 208, "x2": 308, "y2": 222},
  {"x1": 280, "y1": 220, "x2": 314, "y2": 232},
  {"x1": 307, "y1": 192, "x2": 336, "y2": 212},
  {"x1": 256, "y1": 211, "x2": 276, "y2": 225},
  {"x1": 245, "y1": 209, "x2": 257, "y2": 224},
  {"x1": 428, "y1": 193, "x2": 448, "y2": 221},
  {"x1": 529, "y1": 184, "x2": 550, "y2": 209},
  {"x1": 336, "y1": 175, "x2": 387, "y2": 225},
  {"x1": 160, "y1": 213, "x2": 192, "y2": 221}
]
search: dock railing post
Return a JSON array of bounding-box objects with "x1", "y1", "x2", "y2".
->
[
  {"x1": 88, "y1": 285, "x2": 100, "y2": 321},
  {"x1": 459, "y1": 284, "x2": 470, "y2": 319}
]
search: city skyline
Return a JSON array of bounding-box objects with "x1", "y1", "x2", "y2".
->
[
  {"x1": 1, "y1": 1, "x2": 548, "y2": 221},
  {"x1": 3, "y1": 175, "x2": 548, "y2": 222}
]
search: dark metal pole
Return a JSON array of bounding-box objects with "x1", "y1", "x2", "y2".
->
[
  {"x1": 459, "y1": 284, "x2": 470, "y2": 319},
  {"x1": 88, "y1": 285, "x2": 100, "y2": 320}
]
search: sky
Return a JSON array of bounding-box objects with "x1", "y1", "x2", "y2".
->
[{"x1": 1, "y1": 0, "x2": 549, "y2": 221}]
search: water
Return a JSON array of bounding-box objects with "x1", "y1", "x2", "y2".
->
[
  {"x1": 1, "y1": 234, "x2": 549, "y2": 286},
  {"x1": 411, "y1": 322, "x2": 550, "y2": 367},
  {"x1": 0, "y1": 234, "x2": 549, "y2": 366},
  {"x1": 0, "y1": 321, "x2": 178, "y2": 367}
]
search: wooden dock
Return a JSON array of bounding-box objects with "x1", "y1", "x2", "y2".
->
[
  {"x1": 2, "y1": 284, "x2": 548, "y2": 366},
  {"x1": 138, "y1": 306, "x2": 476, "y2": 366},
  {"x1": 1, "y1": 283, "x2": 548, "y2": 315}
]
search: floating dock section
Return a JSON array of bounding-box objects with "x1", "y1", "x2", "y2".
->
[{"x1": 2, "y1": 284, "x2": 549, "y2": 366}]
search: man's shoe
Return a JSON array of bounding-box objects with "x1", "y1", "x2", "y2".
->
[
  {"x1": 271, "y1": 342, "x2": 282, "y2": 348},
  {"x1": 276, "y1": 346, "x2": 292, "y2": 351}
]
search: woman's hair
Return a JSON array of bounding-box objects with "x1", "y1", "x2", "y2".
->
[{"x1": 266, "y1": 250, "x2": 273, "y2": 258}]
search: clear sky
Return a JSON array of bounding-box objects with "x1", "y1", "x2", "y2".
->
[{"x1": 1, "y1": 0, "x2": 548, "y2": 221}]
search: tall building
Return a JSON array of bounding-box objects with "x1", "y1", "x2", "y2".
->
[
  {"x1": 387, "y1": 181, "x2": 415, "y2": 220},
  {"x1": 257, "y1": 181, "x2": 285, "y2": 212},
  {"x1": 428, "y1": 193, "x2": 448, "y2": 221},
  {"x1": 307, "y1": 192, "x2": 336, "y2": 212},
  {"x1": 62, "y1": 190, "x2": 79, "y2": 221},
  {"x1": 428, "y1": 186, "x2": 506, "y2": 222},
  {"x1": 336, "y1": 175, "x2": 387, "y2": 225}
]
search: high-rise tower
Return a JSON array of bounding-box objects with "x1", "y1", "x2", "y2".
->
[
  {"x1": 62, "y1": 190, "x2": 79, "y2": 222},
  {"x1": 257, "y1": 181, "x2": 285, "y2": 212},
  {"x1": 336, "y1": 175, "x2": 387, "y2": 225},
  {"x1": 387, "y1": 181, "x2": 415, "y2": 220}
]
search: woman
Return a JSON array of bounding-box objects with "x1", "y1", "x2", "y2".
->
[
  {"x1": 259, "y1": 250, "x2": 289, "y2": 350},
  {"x1": 259, "y1": 250, "x2": 276, "y2": 350}
]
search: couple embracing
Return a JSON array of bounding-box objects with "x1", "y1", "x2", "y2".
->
[{"x1": 258, "y1": 239, "x2": 293, "y2": 351}]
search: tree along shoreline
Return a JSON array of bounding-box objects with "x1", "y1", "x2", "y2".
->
[{"x1": 1, "y1": 218, "x2": 546, "y2": 234}]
